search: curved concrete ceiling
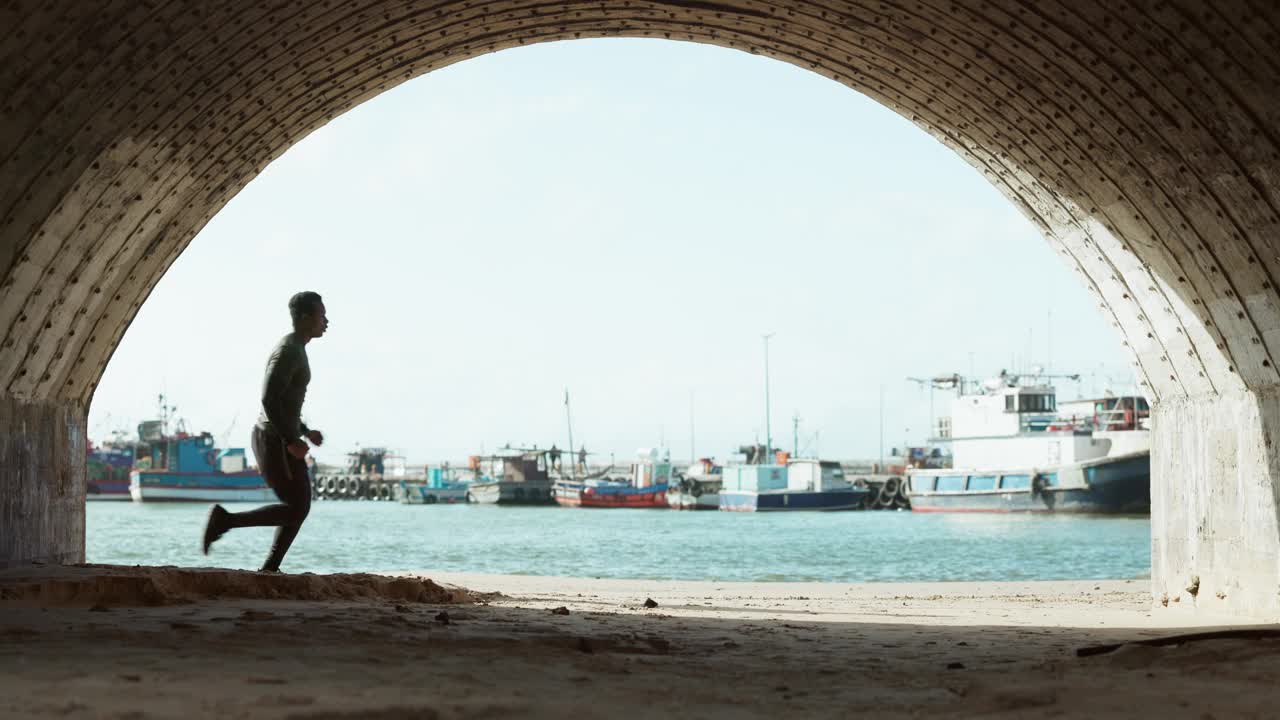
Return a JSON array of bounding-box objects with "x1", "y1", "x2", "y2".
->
[{"x1": 1, "y1": 1, "x2": 1277, "y2": 411}]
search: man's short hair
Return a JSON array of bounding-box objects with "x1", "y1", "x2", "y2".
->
[{"x1": 288, "y1": 291, "x2": 323, "y2": 325}]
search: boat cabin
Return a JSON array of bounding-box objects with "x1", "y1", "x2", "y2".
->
[
  {"x1": 951, "y1": 382, "x2": 1061, "y2": 438},
  {"x1": 785, "y1": 459, "x2": 852, "y2": 492},
  {"x1": 629, "y1": 448, "x2": 673, "y2": 488},
  {"x1": 469, "y1": 449, "x2": 550, "y2": 484},
  {"x1": 944, "y1": 377, "x2": 1141, "y2": 470},
  {"x1": 1057, "y1": 395, "x2": 1150, "y2": 432}
]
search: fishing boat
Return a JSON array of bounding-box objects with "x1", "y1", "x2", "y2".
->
[
  {"x1": 554, "y1": 448, "x2": 672, "y2": 508},
  {"x1": 666, "y1": 458, "x2": 722, "y2": 510},
  {"x1": 395, "y1": 466, "x2": 470, "y2": 504},
  {"x1": 86, "y1": 437, "x2": 136, "y2": 501},
  {"x1": 466, "y1": 449, "x2": 556, "y2": 505},
  {"x1": 720, "y1": 458, "x2": 871, "y2": 512},
  {"x1": 906, "y1": 372, "x2": 1150, "y2": 513},
  {"x1": 129, "y1": 430, "x2": 273, "y2": 502}
]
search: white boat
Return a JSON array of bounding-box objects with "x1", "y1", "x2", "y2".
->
[
  {"x1": 666, "y1": 458, "x2": 722, "y2": 510},
  {"x1": 907, "y1": 372, "x2": 1150, "y2": 513},
  {"x1": 719, "y1": 459, "x2": 871, "y2": 512}
]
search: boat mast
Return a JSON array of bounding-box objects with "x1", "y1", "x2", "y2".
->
[
  {"x1": 878, "y1": 384, "x2": 884, "y2": 470},
  {"x1": 563, "y1": 388, "x2": 576, "y2": 479},
  {"x1": 762, "y1": 332, "x2": 775, "y2": 462},
  {"x1": 689, "y1": 390, "x2": 695, "y2": 465}
]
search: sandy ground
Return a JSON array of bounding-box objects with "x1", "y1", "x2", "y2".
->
[{"x1": 2, "y1": 565, "x2": 1278, "y2": 719}]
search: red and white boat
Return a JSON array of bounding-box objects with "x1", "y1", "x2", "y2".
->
[{"x1": 553, "y1": 448, "x2": 671, "y2": 508}]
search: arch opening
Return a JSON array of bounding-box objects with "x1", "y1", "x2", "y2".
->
[{"x1": 2, "y1": 1, "x2": 1278, "y2": 617}]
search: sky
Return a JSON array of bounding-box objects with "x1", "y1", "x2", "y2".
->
[{"x1": 88, "y1": 39, "x2": 1137, "y2": 467}]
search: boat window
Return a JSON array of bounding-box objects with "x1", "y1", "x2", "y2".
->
[
  {"x1": 1000, "y1": 474, "x2": 1031, "y2": 489},
  {"x1": 910, "y1": 476, "x2": 934, "y2": 492},
  {"x1": 1018, "y1": 394, "x2": 1056, "y2": 413},
  {"x1": 1043, "y1": 473, "x2": 1059, "y2": 486},
  {"x1": 967, "y1": 475, "x2": 997, "y2": 490},
  {"x1": 1005, "y1": 396, "x2": 1016, "y2": 411},
  {"x1": 936, "y1": 476, "x2": 966, "y2": 491}
]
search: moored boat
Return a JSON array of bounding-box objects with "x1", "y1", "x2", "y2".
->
[
  {"x1": 719, "y1": 459, "x2": 870, "y2": 512},
  {"x1": 86, "y1": 438, "x2": 136, "y2": 501},
  {"x1": 395, "y1": 466, "x2": 470, "y2": 504},
  {"x1": 466, "y1": 449, "x2": 556, "y2": 505},
  {"x1": 396, "y1": 483, "x2": 469, "y2": 504},
  {"x1": 554, "y1": 448, "x2": 671, "y2": 508},
  {"x1": 907, "y1": 450, "x2": 1149, "y2": 513},
  {"x1": 666, "y1": 458, "x2": 722, "y2": 510},
  {"x1": 906, "y1": 372, "x2": 1150, "y2": 513},
  {"x1": 130, "y1": 431, "x2": 272, "y2": 503}
]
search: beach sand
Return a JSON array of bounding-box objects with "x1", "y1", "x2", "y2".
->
[{"x1": 1, "y1": 565, "x2": 1277, "y2": 718}]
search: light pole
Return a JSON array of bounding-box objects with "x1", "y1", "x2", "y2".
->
[
  {"x1": 689, "y1": 390, "x2": 696, "y2": 465},
  {"x1": 762, "y1": 332, "x2": 775, "y2": 462}
]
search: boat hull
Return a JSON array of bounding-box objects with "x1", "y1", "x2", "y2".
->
[
  {"x1": 395, "y1": 483, "x2": 469, "y2": 504},
  {"x1": 467, "y1": 480, "x2": 555, "y2": 505},
  {"x1": 554, "y1": 482, "x2": 670, "y2": 508},
  {"x1": 907, "y1": 451, "x2": 1150, "y2": 513},
  {"x1": 665, "y1": 490, "x2": 720, "y2": 510},
  {"x1": 130, "y1": 471, "x2": 275, "y2": 503},
  {"x1": 86, "y1": 482, "x2": 132, "y2": 501},
  {"x1": 719, "y1": 489, "x2": 869, "y2": 512}
]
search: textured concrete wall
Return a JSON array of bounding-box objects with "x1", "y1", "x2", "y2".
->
[
  {"x1": 0, "y1": 396, "x2": 85, "y2": 567},
  {"x1": 0, "y1": 2, "x2": 1277, "y2": 613},
  {"x1": 1153, "y1": 388, "x2": 1280, "y2": 617}
]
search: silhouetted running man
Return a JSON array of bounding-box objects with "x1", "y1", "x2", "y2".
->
[{"x1": 202, "y1": 291, "x2": 329, "y2": 572}]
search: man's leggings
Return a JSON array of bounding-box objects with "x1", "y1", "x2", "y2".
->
[{"x1": 224, "y1": 426, "x2": 312, "y2": 571}]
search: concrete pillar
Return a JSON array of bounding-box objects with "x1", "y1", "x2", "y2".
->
[
  {"x1": 0, "y1": 395, "x2": 86, "y2": 568},
  {"x1": 1152, "y1": 389, "x2": 1280, "y2": 619}
]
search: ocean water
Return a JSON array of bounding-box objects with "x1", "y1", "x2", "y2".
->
[{"x1": 86, "y1": 502, "x2": 1151, "y2": 582}]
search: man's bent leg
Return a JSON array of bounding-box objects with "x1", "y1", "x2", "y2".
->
[
  {"x1": 223, "y1": 427, "x2": 298, "y2": 530},
  {"x1": 260, "y1": 452, "x2": 312, "y2": 572},
  {"x1": 212, "y1": 427, "x2": 311, "y2": 570}
]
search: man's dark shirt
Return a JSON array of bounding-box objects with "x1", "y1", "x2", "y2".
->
[{"x1": 257, "y1": 332, "x2": 311, "y2": 442}]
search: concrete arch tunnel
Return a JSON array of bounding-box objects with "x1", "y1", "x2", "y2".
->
[{"x1": 1, "y1": 1, "x2": 1277, "y2": 614}]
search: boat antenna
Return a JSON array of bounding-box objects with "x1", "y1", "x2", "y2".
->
[
  {"x1": 762, "y1": 332, "x2": 775, "y2": 461},
  {"x1": 1047, "y1": 308, "x2": 1053, "y2": 376},
  {"x1": 878, "y1": 383, "x2": 884, "y2": 470},
  {"x1": 563, "y1": 388, "x2": 576, "y2": 479},
  {"x1": 157, "y1": 393, "x2": 178, "y2": 437},
  {"x1": 218, "y1": 412, "x2": 239, "y2": 450},
  {"x1": 689, "y1": 390, "x2": 695, "y2": 465}
]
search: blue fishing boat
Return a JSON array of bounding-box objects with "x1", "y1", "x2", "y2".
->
[
  {"x1": 129, "y1": 415, "x2": 273, "y2": 503},
  {"x1": 86, "y1": 438, "x2": 137, "y2": 501},
  {"x1": 720, "y1": 459, "x2": 870, "y2": 512},
  {"x1": 395, "y1": 466, "x2": 470, "y2": 504},
  {"x1": 906, "y1": 372, "x2": 1150, "y2": 513}
]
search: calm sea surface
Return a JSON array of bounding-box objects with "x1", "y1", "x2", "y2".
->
[{"x1": 87, "y1": 502, "x2": 1150, "y2": 582}]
